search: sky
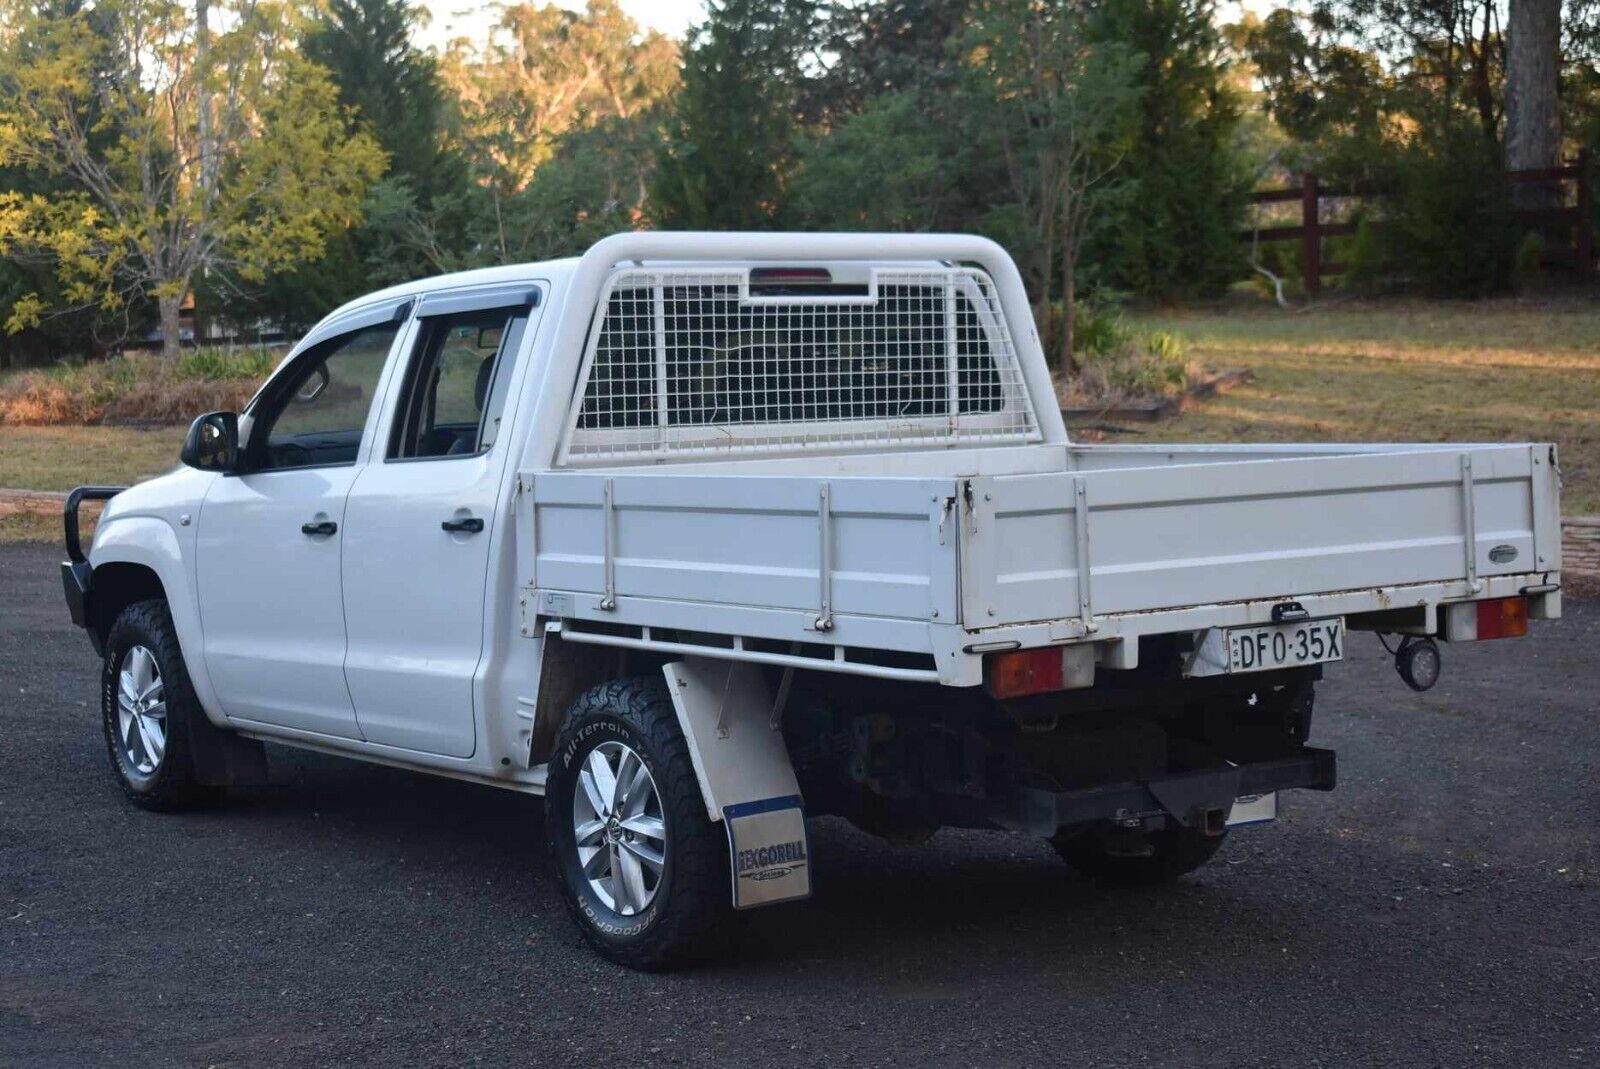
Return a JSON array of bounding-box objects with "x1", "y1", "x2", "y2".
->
[
  {"x1": 415, "y1": 0, "x2": 1273, "y2": 53},
  {"x1": 416, "y1": 1, "x2": 706, "y2": 51}
]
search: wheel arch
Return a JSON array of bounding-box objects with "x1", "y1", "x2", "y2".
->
[
  {"x1": 89, "y1": 561, "x2": 166, "y2": 646},
  {"x1": 90, "y1": 516, "x2": 224, "y2": 724},
  {"x1": 527, "y1": 634, "x2": 640, "y2": 768}
]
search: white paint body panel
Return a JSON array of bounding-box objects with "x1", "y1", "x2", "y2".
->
[
  {"x1": 196, "y1": 466, "x2": 364, "y2": 738},
  {"x1": 531, "y1": 472, "x2": 958, "y2": 627},
  {"x1": 87, "y1": 469, "x2": 225, "y2": 723},
  {"x1": 524, "y1": 440, "x2": 1560, "y2": 687},
  {"x1": 79, "y1": 232, "x2": 1561, "y2": 806},
  {"x1": 341, "y1": 450, "x2": 503, "y2": 758},
  {"x1": 966, "y1": 442, "x2": 1555, "y2": 628}
]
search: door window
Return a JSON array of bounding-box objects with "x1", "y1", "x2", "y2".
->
[
  {"x1": 249, "y1": 323, "x2": 399, "y2": 472},
  {"x1": 388, "y1": 309, "x2": 526, "y2": 460}
]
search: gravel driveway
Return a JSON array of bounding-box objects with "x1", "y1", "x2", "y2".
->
[{"x1": 2, "y1": 540, "x2": 1596, "y2": 1067}]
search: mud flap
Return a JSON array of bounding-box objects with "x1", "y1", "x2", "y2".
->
[
  {"x1": 724, "y1": 796, "x2": 812, "y2": 909},
  {"x1": 188, "y1": 712, "x2": 269, "y2": 787},
  {"x1": 662, "y1": 659, "x2": 810, "y2": 909}
]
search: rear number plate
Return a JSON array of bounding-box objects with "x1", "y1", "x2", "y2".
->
[
  {"x1": 1187, "y1": 617, "x2": 1345, "y2": 677},
  {"x1": 1226, "y1": 619, "x2": 1343, "y2": 673}
]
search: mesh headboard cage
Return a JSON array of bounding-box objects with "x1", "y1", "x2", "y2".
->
[{"x1": 558, "y1": 266, "x2": 1041, "y2": 464}]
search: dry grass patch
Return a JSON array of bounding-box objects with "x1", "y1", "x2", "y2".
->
[
  {"x1": 0, "y1": 497, "x2": 103, "y2": 544},
  {"x1": 0, "y1": 349, "x2": 273, "y2": 426},
  {"x1": 0, "y1": 425, "x2": 179, "y2": 542},
  {"x1": 0, "y1": 425, "x2": 184, "y2": 492},
  {"x1": 1120, "y1": 297, "x2": 1600, "y2": 513}
]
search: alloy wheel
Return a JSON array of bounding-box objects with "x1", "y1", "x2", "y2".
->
[
  {"x1": 117, "y1": 645, "x2": 167, "y2": 776},
  {"x1": 571, "y1": 741, "x2": 668, "y2": 915}
]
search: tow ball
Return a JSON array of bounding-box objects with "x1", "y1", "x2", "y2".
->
[{"x1": 1393, "y1": 637, "x2": 1442, "y2": 692}]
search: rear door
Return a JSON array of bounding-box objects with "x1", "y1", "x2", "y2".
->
[{"x1": 339, "y1": 286, "x2": 539, "y2": 757}]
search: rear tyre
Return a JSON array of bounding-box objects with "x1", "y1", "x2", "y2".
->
[
  {"x1": 101, "y1": 599, "x2": 220, "y2": 811},
  {"x1": 545, "y1": 677, "x2": 728, "y2": 970},
  {"x1": 1051, "y1": 823, "x2": 1226, "y2": 885}
]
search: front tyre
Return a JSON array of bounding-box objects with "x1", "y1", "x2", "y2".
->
[
  {"x1": 545, "y1": 678, "x2": 728, "y2": 970},
  {"x1": 101, "y1": 599, "x2": 219, "y2": 811}
]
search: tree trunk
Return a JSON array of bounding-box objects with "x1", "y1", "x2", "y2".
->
[
  {"x1": 158, "y1": 293, "x2": 183, "y2": 361},
  {"x1": 1059, "y1": 180, "x2": 1076, "y2": 373},
  {"x1": 1505, "y1": 0, "x2": 1562, "y2": 211},
  {"x1": 1060, "y1": 251, "x2": 1075, "y2": 374},
  {"x1": 1032, "y1": 201, "x2": 1055, "y2": 355},
  {"x1": 196, "y1": 0, "x2": 212, "y2": 184},
  {"x1": 1470, "y1": 3, "x2": 1498, "y2": 136}
]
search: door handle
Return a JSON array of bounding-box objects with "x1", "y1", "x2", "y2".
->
[
  {"x1": 301, "y1": 520, "x2": 338, "y2": 536},
  {"x1": 441, "y1": 517, "x2": 484, "y2": 534}
]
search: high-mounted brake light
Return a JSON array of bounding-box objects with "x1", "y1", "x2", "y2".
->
[
  {"x1": 1475, "y1": 596, "x2": 1529, "y2": 640},
  {"x1": 750, "y1": 267, "x2": 832, "y2": 284}
]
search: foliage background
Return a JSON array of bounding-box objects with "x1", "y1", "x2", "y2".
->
[{"x1": 0, "y1": 0, "x2": 1595, "y2": 371}]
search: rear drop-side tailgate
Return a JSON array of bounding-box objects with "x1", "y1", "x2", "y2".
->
[{"x1": 961, "y1": 444, "x2": 1558, "y2": 629}]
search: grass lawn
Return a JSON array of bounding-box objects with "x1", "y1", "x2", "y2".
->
[
  {"x1": 0, "y1": 425, "x2": 184, "y2": 492},
  {"x1": 0, "y1": 509, "x2": 72, "y2": 542},
  {"x1": 0, "y1": 425, "x2": 183, "y2": 542},
  {"x1": 1121, "y1": 296, "x2": 1600, "y2": 514},
  {"x1": 1, "y1": 297, "x2": 1596, "y2": 541}
]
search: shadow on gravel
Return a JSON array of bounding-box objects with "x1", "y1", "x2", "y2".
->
[
  {"x1": 726, "y1": 837, "x2": 1354, "y2": 977},
  {"x1": 217, "y1": 744, "x2": 1375, "y2": 980}
]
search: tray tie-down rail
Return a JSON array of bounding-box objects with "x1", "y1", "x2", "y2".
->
[{"x1": 994, "y1": 747, "x2": 1337, "y2": 837}]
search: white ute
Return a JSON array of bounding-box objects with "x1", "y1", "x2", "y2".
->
[{"x1": 61, "y1": 232, "x2": 1563, "y2": 968}]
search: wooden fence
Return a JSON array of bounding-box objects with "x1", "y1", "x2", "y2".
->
[
  {"x1": 1241, "y1": 150, "x2": 1594, "y2": 295},
  {"x1": 1566, "y1": 517, "x2": 1600, "y2": 577}
]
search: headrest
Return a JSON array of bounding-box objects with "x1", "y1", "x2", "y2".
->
[{"x1": 474, "y1": 356, "x2": 495, "y2": 411}]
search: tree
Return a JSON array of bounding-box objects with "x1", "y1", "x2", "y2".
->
[
  {"x1": 0, "y1": 0, "x2": 140, "y2": 361},
  {"x1": 1247, "y1": 2, "x2": 1508, "y2": 162},
  {"x1": 424, "y1": 0, "x2": 676, "y2": 266},
  {"x1": 1386, "y1": 115, "x2": 1518, "y2": 295},
  {"x1": 1505, "y1": 0, "x2": 1563, "y2": 209},
  {"x1": 957, "y1": 0, "x2": 1143, "y2": 366},
  {"x1": 305, "y1": 0, "x2": 462, "y2": 204},
  {"x1": 444, "y1": 0, "x2": 678, "y2": 193},
  {"x1": 1085, "y1": 0, "x2": 1249, "y2": 300},
  {"x1": 809, "y1": 0, "x2": 971, "y2": 122},
  {"x1": 650, "y1": 0, "x2": 821, "y2": 229},
  {"x1": 0, "y1": 0, "x2": 385, "y2": 358},
  {"x1": 1246, "y1": 7, "x2": 1391, "y2": 160},
  {"x1": 221, "y1": 0, "x2": 471, "y2": 323},
  {"x1": 789, "y1": 91, "x2": 952, "y2": 230}
]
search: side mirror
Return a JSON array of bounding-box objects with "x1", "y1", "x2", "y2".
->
[{"x1": 181, "y1": 411, "x2": 239, "y2": 472}]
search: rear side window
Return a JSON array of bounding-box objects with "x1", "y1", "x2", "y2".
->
[
  {"x1": 388, "y1": 308, "x2": 527, "y2": 460},
  {"x1": 561, "y1": 266, "x2": 1038, "y2": 464}
]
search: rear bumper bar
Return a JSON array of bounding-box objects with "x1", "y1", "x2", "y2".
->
[{"x1": 998, "y1": 747, "x2": 1337, "y2": 836}]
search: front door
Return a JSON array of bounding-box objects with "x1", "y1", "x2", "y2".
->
[
  {"x1": 196, "y1": 315, "x2": 405, "y2": 738},
  {"x1": 340, "y1": 292, "x2": 536, "y2": 757}
]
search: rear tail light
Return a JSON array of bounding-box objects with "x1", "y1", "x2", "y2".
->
[
  {"x1": 1475, "y1": 596, "x2": 1529, "y2": 640},
  {"x1": 985, "y1": 647, "x2": 1068, "y2": 699}
]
